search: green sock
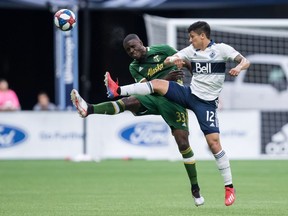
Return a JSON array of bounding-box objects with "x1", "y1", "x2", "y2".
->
[
  {"x1": 92, "y1": 100, "x2": 125, "y2": 115},
  {"x1": 181, "y1": 147, "x2": 198, "y2": 186}
]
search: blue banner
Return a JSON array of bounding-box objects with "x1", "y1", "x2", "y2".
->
[{"x1": 54, "y1": 8, "x2": 78, "y2": 110}]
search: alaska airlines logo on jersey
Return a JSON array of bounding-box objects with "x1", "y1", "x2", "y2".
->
[
  {"x1": 153, "y1": 55, "x2": 161, "y2": 62},
  {"x1": 119, "y1": 122, "x2": 169, "y2": 146},
  {"x1": 148, "y1": 63, "x2": 164, "y2": 77},
  {"x1": 0, "y1": 124, "x2": 27, "y2": 148}
]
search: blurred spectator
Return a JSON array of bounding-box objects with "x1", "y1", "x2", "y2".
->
[
  {"x1": 0, "y1": 78, "x2": 21, "y2": 111},
  {"x1": 33, "y1": 91, "x2": 57, "y2": 111}
]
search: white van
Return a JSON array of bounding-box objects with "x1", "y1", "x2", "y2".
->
[{"x1": 220, "y1": 54, "x2": 288, "y2": 110}]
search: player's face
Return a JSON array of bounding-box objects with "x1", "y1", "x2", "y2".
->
[
  {"x1": 189, "y1": 31, "x2": 204, "y2": 49},
  {"x1": 123, "y1": 39, "x2": 146, "y2": 60}
]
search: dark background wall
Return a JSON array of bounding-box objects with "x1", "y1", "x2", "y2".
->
[{"x1": 0, "y1": 4, "x2": 288, "y2": 110}]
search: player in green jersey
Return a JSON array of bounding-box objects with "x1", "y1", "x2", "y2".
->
[{"x1": 71, "y1": 34, "x2": 204, "y2": 206}]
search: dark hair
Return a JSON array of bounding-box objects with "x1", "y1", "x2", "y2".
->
[
  {"x1": 187, "y1": 21, "x2": 211, "y2": 39},
  {"x1": 123, "y1": 34, "x2": 141, "y2": 45},
  {"x1": 38, "y1": 91, "x2": 48, "y2": 96}
]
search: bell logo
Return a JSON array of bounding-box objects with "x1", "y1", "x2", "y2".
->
[{"x1": 195, "y1": 62, "x2": 212, "y2": 74}]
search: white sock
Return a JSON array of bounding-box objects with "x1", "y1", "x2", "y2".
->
[
  {"x1": 214, "y1": 150, "x2": 233, "y2": 186},
  {"x1": 120, "y1": 82, "x2": 154, "y2": 96}
]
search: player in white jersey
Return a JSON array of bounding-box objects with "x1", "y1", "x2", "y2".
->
[
  {"x1": 105, "y1": 21, "x2": 250, "y2": 206},
  {"x1": 177, "y1": 41, "x2": 240, "y2": 101}
]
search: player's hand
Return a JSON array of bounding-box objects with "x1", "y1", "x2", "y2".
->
[
  {"x1": 229, "y1": 67, "x2": 241, "y2": 76},
  {"x1": 163, "y1": 70, "x2": 184, "y2": 81},
  {"x1": 164, "y1": 56, "x2": 185, "y2": 69}
]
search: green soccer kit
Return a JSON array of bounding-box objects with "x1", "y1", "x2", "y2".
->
[
  {"x1": 87, "y1": 43, "x2": 199, "y2": 198},
  {"x1": 129, "y1": 44, "x2": 189, "y2": 131}
]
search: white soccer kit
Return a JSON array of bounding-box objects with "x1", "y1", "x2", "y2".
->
[{"x1": 177, "y1": 41, "x2": 240, "y2": 101}]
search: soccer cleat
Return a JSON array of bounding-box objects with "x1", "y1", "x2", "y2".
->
[
  {"x1": 70, "y1": 89, "x2": 88, "y2": 118},
  {"x1": 104, "y1": 71, "x2": 119, "y2": 98},
  {"x1": 192, "y1": 189, "x2": 205, "y2": 207},
  {"x1": 225, "y1": 187, "x2": 236, "y2": 206}
]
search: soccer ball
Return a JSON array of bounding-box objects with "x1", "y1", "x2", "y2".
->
[{"x1": 54, "y1": 9, "x2": 76, "y2": 31}]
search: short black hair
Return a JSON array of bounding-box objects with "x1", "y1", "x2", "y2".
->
[
  {"x1": 123, "y1": 34, "x2": 141, "y2": 45},
  {"x1": 38, "y1": 91, "x2": 48, "y2": 96},
  {"x1": 187, "y1": 21, "x2": 211, "y2": 39}
]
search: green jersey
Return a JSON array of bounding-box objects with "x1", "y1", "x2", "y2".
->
[
  {"x1": 128, "y1": 44, "x2": 189, "y2": 132},
  {"x1": 129, "y1": 44, "x2": 178, "y2": 82}
]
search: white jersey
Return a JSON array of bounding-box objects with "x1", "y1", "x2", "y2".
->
[{"x1": 177, "y1": 41, "x2": 239, "y2": 100}]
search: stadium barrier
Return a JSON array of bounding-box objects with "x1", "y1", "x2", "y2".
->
[{"x1": 0, "y1": 110, "x2": 287, "y2": 160}]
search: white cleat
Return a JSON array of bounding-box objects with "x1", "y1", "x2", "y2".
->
[
  {"x1": 193, "y1": 195, "x2": 205, "y2": 207},
  {"x1": 70, "y1": 89, "x2": 88, "y2": 118}
]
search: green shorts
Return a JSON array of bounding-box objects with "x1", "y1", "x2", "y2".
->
[{"x1": 133, "y1": 94, "x2": 189, "y2": 131}]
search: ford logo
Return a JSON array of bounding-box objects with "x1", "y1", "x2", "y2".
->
[
  {"x1": 119, "y1": 122, "x2": 169, "y2": 146},
  {"x1": 0, "y1": 124, "x2": 27, "y2": 148}
]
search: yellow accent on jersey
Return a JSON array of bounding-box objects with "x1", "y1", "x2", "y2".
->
[{"x1": 147, "y1": 63, "x2": 164, "y2": 77}]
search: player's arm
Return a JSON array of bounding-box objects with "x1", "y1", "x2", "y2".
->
[
  {"x1": 229, "y1": 54, "x2": 250, "y2": 77},
  {"x1": 163, "y1": 69, "x2": 185, "y2": 81},
  {"x1": 164, "y1": 55, "x2": 185, "y2": 69},
  {"x1": 182, "y1": 59, "x2": 192, "y2": 73},
  {"x1": 164, "y1": 46, "x2": 192, "y2": 71},
  {"x1": 164, "y1": 56, "x2": 192, "y2": 74}
]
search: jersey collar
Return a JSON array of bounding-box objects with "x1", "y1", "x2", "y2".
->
[{"x1": 195, "y1": 40, "x2": 215, "y2": 51}]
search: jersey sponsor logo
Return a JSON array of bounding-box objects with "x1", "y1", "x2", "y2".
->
[
  {"x1": 192, "y1": 62, "x2": 226, "y2": 74},
  {"x1": 147, "y1": 63, "x2": 164, "y2": 77},
  {"x1": 119, "y1": 122, "x2": 169, "y2": 146},
  {"x1": 0, "y1": 124, "x2": 27, "y2": 148},
  {"x1": 195, "y1": 62, "x2": 212, "y2": 74}
]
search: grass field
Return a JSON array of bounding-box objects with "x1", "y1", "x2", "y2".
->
[{"x1": 0, "y1": 159, "x2": 288, "y2": 216}]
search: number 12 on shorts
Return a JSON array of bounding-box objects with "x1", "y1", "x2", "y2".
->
[
  {"x1": 206, "y1": 110, "x2": 215, "y2": 122},
  {"x1": 206, "y1": 110, "x2": 219, "y2": 128}
]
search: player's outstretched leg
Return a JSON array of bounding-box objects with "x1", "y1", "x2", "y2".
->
[
  {"x1": 225, "y1": 186, "x2": 236, "y2": 206},
  {"x1": 70, "y1": 89, "x2": 88, "y2": 118},
  {"x1": 104, "y1": 72, "x2": 155, "y2": 98},
  {"x1": 104, "y1": 72, "x2": 119, "y2": 98}
]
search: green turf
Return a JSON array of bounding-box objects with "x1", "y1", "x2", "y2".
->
[{"x1": 0, "y1": 160, "x2": 288, "y2": 216}]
